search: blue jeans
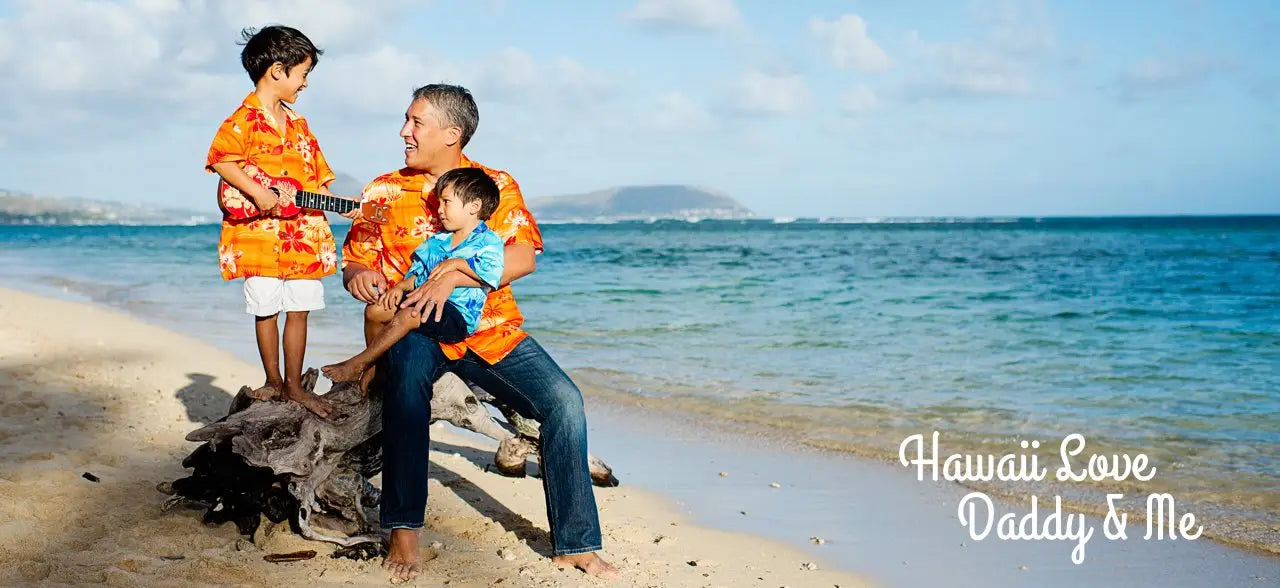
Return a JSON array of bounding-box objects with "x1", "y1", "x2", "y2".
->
[{"x1": 377, "y1": 333, "x2": 603, "y2": 556}]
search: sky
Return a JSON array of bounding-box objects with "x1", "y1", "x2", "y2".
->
[{"x1": 0, "y1": 0, "x2": 1277, "y2": 218}]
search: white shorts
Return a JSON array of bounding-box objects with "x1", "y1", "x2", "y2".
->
[{"x1": 244, "y1": 277, "x2": 325, "y2": 316}]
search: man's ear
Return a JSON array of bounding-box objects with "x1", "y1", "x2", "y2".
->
[{"x1": 443, "y1": 126, "x2": 463, "y2": 147}]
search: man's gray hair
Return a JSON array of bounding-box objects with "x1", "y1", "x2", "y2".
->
[{"x1": 411, "y1": 84, "x2": 479, "y2": 149}]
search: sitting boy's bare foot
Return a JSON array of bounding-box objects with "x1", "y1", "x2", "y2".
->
[
  {"x1": 553, "y1": 552, "x2": 619, "y2": 580},
  {"x1": 383, "y1": 528, "x2": 423, "y2": 584},
  {"x1": 282, "y1": 382, "x2": 332, "y2": 418},
  {"x1": 247, "y1": 381, "x2": 282, "y2": 401},
  {"x1": 321, "y1": 359, "x2": 366, "y2": 384}
]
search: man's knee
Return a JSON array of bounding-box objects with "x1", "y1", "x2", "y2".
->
[{"x1": 382, "y1": 333, "x2": 440, "y2": 388}]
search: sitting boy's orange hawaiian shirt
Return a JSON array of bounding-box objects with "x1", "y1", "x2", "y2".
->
[
  {"x1": 206, "y1": 92, "x2": 338, "y2": 281},
  {"x1": 342, "y1": 155, "x2": 542, "y2": 364}
]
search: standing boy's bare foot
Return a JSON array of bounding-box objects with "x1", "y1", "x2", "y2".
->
[
  {"x1": 553, "y1": 552, "x2": 620, "y2": 580},
  {"x1": 321, "y1": 359, "x2": 366, "y2": 383},
  {"x1": 282, "y1": 381, "x2": 332, "y2": 418},
  {"x1": 383, "y1": 528, "x2": 423, "y2": 584},
  {"x1": 247, "y1": 380, "x2": 282, "y2": 401}
]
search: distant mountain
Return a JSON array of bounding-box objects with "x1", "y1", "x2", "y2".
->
[
  {"x1": 528, "y1": 185, "x2": 754, "y2": 222},
  {"x1": 0, "y1": 189, "x2": 212, "y2": 226}
]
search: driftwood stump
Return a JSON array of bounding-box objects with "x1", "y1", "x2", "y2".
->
[{"x1": 161, "y1": 368, "x2": 617, "y2": 548}]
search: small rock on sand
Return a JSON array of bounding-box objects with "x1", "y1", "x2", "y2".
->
[
  {"x1": 718, "y1": 472, "x2": 729, "y2": 477},
  {"x1": 801, "y1": 561, "x2": 819, "y2": 571},
  {"x1": 810, "y1": 536, "x2": 825, "y2": 545},
  {"x1": 769, "y1": 482, "x2": 781, "y2": 488},
  {"x1": 498, "y1": 547, "x2": 517, "y2": 561}
]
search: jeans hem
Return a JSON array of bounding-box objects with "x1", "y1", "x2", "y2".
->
[
  {"x1": 381, "y1": 523, "x2": 424, "y2": 530},
  {"x1": 552, "y1": 545, "x2": 603, "y2": 556}
]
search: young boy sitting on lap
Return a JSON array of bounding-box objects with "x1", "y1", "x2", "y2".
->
[{"x1": 322, "y1": 167, "x2": 504, "y2": 388}]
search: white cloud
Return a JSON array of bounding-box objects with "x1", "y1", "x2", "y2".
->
[
  {"x1": 651, "y1": 91, "x2": 715, "y2": 130},
  {"x1": 1119, "y1": 57, "x2": 1231, "y2": 91},
  {"x1": 841, "y1": 86, "x2": 879, "y2": 113},
  {"x1": 809, "y1": 14, "x2": 892, "y2": 73},
  {"x1": 623, "y1": 0, "x2": 745, "y2": 34},
  {"x1": 903, "y1": 41, "x2": 1033, "y2": 100},
  {"x1": 733, "y1": 69, "x2": 810, "y2": 115},
  {"x1": 968, "y1": 0, "x2": 1055, "y2": 54},
  {"x1": 218, "y1": 0, "x2": 422, "y2": 49}
]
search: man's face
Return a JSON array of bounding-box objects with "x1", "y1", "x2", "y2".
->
[{"x1": 400, "y1": 99, "x2": 452, "y2": 170}]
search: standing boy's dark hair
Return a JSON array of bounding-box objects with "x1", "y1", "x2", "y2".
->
[
  {"x1": 437, "y1": 168, "x2": 500, "y2": 221},
  {"x1": 237, "y1": 25, "x2": 323, "y2": 83}
]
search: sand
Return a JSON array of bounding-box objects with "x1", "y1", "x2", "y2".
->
[{"x1": 0, "y1": 287, "x2": 868, "y2": 587}]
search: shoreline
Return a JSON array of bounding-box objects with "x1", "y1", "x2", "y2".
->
[
  {"x1": 0, "y1": 287, "x2": 868, "y2": 587},
  {"x1": 1, "y1": 286, "x2": 1276, "y2": 586}
]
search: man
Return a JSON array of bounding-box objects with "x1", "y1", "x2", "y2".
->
[{"x1": 341, "y1": 84, "x2": 618, "y2": 583}]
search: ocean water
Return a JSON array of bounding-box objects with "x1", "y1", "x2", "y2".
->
[{"x1": 1, "y1": 217, "x2": 1277, "y2": 550}]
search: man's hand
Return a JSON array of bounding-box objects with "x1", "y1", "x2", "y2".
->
[
  {"x1": 402, "y1": 272, "x2": 460, "y2": 324},
  {"x1": 346, "y1": 269, "x2": 388, "y2": 304},
  {"x1": 427, "y1": 257, "x2": 466, "y2": 282}
]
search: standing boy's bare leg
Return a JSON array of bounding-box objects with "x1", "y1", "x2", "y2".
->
[
  {"x1": 251, "y1": 314, "x2": 283, "y2": 400},
  {"x1": 282, "y1": 310, "x2": 333, "y2": 418},
  {"x1": 322, "y1": 307, "x2": 417, "y2": 384}
]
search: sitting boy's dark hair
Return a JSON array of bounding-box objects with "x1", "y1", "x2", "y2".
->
[
  {"x1": 437, "y1": 168, "x2": 500, "y2": 221},
  {"x1": 237, "y1": 25, "x2": 323, "y2": 83}
]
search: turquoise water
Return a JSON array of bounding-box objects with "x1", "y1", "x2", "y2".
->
[{"x1": 1, "y1": 218, "x2": 1277, "y2": 547}]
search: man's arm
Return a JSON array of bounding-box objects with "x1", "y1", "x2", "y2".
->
[
  {"x1": 443, "y1": 244, "x2": 535, "y2": 289},
  {"x1": 402, "y1": 244, "x2": 535, "y2": 323}
]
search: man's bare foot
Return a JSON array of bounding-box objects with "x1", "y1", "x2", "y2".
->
[
  {"x1": 282, "y1": 381, "x2": 333, "y2": 418},
  {"x1": 383, "y1": 528, "x2": 423, "y2": 584},
  {"x1": 553, "y1": 552, "x2": 620, "y2": 580},
  {"x1": 321, "y1": 358, "x2": 367, "y2": 384},
  {"x1": 247, "y1": 381, "x2": 282, "y2": 401}
]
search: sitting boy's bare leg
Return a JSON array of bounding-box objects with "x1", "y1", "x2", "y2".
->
[
  {"x1": 250, "y1": 314, "x2": 284, "y2": 400},
  {"x1": 282, "y1": 311, "x2": 332, "y2": 418},
  {"x1": 322, "y1": 306, "x2": 418, "y2": 384}
]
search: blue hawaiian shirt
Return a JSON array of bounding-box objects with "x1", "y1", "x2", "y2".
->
[{"x1": 403, "y1": 223, "x2": 505, "y2": 334}]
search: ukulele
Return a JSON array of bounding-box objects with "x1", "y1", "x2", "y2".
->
[{"x1": 216, "y1": 164, "x2": 389, "y2": 223}]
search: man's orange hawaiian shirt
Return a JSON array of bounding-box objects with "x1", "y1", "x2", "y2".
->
[
  {"x1": 342, "y1": 155, "x2": 543, "y2": 364},
  {"x1": 206, "y1": 92, "x2": 338, "y2": 281}
]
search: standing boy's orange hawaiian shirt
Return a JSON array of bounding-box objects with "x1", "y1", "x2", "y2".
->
[
  {"x1": 206, "y1": 92, "x2": 338, "y2": 281},
  {"x1": 342, "y1": 155, "x2": 542, "y2": 364}
]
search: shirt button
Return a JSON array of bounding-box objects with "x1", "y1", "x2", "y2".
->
[{"x1": 282, "y1": 170, "x2": 289, "y2": 176}]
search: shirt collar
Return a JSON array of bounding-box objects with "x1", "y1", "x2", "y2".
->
[{"x1": 241, "y1": 92, "x2": 300, "y2": 123}]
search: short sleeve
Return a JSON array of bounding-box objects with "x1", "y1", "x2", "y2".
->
[
  {"x1": 340, "y1": 180, "x2": 388, "y2": 271},
  {"x1": 467, "y1": 232, "x2": 505, "y2": 291},
  {"x1": 311, "y1": 134, "x2": 336, "y2": 189},
  {"x1": 485, "y1": 173, "x2": 543, "y2": 253},
  {"x1": 205, "y1": 112, "x2": 247, "y2": 172}
]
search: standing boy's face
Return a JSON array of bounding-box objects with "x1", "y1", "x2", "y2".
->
[
  {"x1": 437, "y1": 186, "x2": 479, "y2": 232},
  {"x1": 277, "y1": 57, "x2": 312, "y2": 104}
]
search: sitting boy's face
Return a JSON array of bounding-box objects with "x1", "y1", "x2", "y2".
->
[{"x1": 437, "y1": 186, "x2": 481, "y2": 232}]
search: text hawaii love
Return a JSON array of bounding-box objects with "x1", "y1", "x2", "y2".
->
[{"x1": 899, "y1": 432, "x2": 1204, "y2": 564}]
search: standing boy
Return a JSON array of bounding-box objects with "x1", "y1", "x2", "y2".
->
[{"x1": 207, "y1": 25, "x2": 349, "y2": 418}]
